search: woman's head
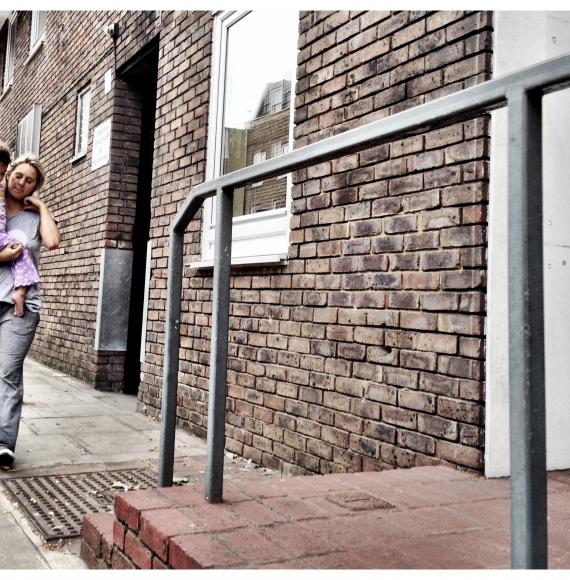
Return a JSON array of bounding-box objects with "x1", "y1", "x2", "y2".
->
[{"x1": 5, "y1": 155, "x2": 46, "y2": 199}]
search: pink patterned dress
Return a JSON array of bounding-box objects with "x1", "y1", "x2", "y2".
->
[{"x1": 0, "y1": 185, "x2": 41, "y2": 289}]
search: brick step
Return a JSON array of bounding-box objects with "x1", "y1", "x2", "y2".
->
[
  {"x1": 80, "y1": 466, "x2": 495, "y2": 570},
  {"x1": 81, "y1": 509, "x2": 167, "y2": 569}
]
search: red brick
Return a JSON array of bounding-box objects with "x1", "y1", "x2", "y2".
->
[
  {"x1": 111, "y1": 549, "x2": 136, "y2": 570},
  {"x1": 82, "y1": 512, "x2": 115, "y2": 556},
  {"x1": 138, "y1": 508, "x2": 196, "y2": 561},
  {"x1": 115, "y1": 490, "x2": 176, "y2": 531},
  {"x1": 82, "y1": 538, "x2": 110, "y2": 569},
  {"x1": 125, "y1": 530, "x2": 153, "y2": 569},
  {"x1": 436, "y1": 440, "x2": 483, "y2": 469},
  {"x1": 438, "y1": 397, "x2": 483, "y2": 425},
  {"x1": 397, "y1": 429, "x2": 436, "y2": 455},
  {"x1": 152, "y1": 556, "x2": 169, "y2": 570},
  {"x1": 220, "y1": 528, "x2": 290, "y2": 564},
  {"x1": 382, "y1": 406, "x2": 417, "y2": 429},
  {"x1": 403, "y1": 231, "x2": 439, "y2": 251},
  {"x1": 113, "y1": 520, "x2": 127, "y2": 551},
  {"x1": 419, "y1": 373, "x2": 460, "y2": 396},
  {"x1": 169, "y1": 533, "x2": 245, "y2": 569},
  {"x1": 418, "y1": 414, "x2": 458, "y2": 441},
  {"x1": 399, "y1": 389, "x2": 436, "y2": 413}
]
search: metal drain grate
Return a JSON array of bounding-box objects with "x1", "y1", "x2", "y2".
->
[{"x1": 2, "y1": 468, "x2": 158, "y2": 541}]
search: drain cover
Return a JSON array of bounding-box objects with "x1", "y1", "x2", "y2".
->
[
  {"x1": 325, "y1": 491, "x2": 394, "y2": 511},
  {"x1": 3, "y1": 468, "x2": 158, "y2": 541}
]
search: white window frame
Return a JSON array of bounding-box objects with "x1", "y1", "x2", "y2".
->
[
  {"x1": 74, "y1": 85, "x2": 91, "y2": 158},
  {"x1": 3, "y1": 13, "x2": 16, "y2": 91},
  {"x1": 198, "y1": 10, "x2": 297, "y2": 266},
  {"x1": 16, "y1": 104, "x2": 42, "y2": 157},
  {"x1": 269, "y1": 85, "x2": 283, "y2": 113},
  {"x1": 29, "y1": 11, "x2": 47, "y2": 55}
]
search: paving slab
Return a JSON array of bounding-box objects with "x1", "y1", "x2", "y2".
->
[{"x1": 0, "y1": 517, "x2": 49, "y2": 569}]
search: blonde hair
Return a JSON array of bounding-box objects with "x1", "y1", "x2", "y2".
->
[{"x1": 5, "y1": 155, "x2": 46, "y2": 194}]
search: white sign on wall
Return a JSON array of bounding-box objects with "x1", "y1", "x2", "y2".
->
[
  {"x1": 91, "y1": 118, "x2": 112, "y2": 170},
  {"x1": 104, "y1": 69, "x2": 113, "y2": 94}
]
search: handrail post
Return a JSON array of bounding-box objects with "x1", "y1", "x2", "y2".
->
[
  {"x1": 205, "y1": 186, "x2": 233, "y2": 503},
  {"x1": 507, "y1": 88, "x2": 547, "y2": 569},
  {"x1": 158, "y1": 227, "x2": 184, "y2": 487}
]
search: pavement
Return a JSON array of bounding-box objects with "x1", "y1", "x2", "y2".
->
[
  {"x1": 0, "y1": 358, "x2": 273, "y2": 570},
  {"x1": 1, "y1": 358, "x2": 570, "y2": 570}
]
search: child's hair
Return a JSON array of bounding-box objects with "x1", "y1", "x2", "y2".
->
[
  {"x1": 0, "y1": 141, "x2": 11, "y2": 166},
  {"x1": 5, "y1": 154, "x2": 46, "y2": 193}
]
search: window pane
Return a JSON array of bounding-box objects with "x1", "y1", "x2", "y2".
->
[
  {"x1": 76, "y1": 88, "x2": 91, "y2": 155},
  {"x1": 4, "y1": 19, "x2": 15, "y2": 88},
  {"x1": 31, "y1": 11, "x2": 47, "y2": 47},
  {"x1": 221, "y1": 11, "x2": 297, "y2": 217},
  {"x1": 16, "y1": 106, "x2": 41, "y2": 156}
]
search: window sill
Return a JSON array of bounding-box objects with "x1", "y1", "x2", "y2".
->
[
  {"x1": 26, "y1": 37, "x2": 44, "y2": 65},
  {"x1": 190, "y1": 254, "x2": 287, "y2": 270},
  {"x1": 70, "y1": 151, "x2": 87, "y2": 165}
]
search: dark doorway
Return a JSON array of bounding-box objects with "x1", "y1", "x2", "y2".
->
[{"x1": 119, "y1": 39, "x2": 159, "y2": 394}]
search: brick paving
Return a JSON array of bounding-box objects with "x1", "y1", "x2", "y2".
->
[{"x1": 81, "y1": 465, "x2": 570, "y2": 569}]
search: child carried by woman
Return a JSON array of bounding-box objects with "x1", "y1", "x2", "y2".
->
[{"x1": 0, "y1": 144, "x2": 41, "y2": 317}]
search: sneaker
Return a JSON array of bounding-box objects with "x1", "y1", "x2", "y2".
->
[{"x1": 0, "y1": 448, "x2": 14, "y2": 467}]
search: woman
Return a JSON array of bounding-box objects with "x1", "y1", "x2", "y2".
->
[{"x1": 0, "y1": 155, "x2": 60, "y2": 467}]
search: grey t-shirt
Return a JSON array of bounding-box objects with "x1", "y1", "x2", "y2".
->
[{"x1": 0, "y1": 210, "x2": 42, "y2": 312}]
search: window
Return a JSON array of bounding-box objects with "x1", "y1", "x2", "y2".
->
[
  {"x1": 253, "y1": 151, "x2": 266, "y2": 165},
  {"x1": 3, "y1": 14, "x2": 16, "y2": 90},
  {"x1": 74, "y1": 86, "x2": 91, "y2": 157},
  {"x1": 30, "y1": 11, "x2": 47, "y2": 53},
  {"x1": 201, "y1": 10, "x2": 298, "y2": 264},
  {"x1": 271, "y1": 142, "x2": 288, "y2": 159},
  {"x1": 269, "y1": 85, "x2": 284, "y2": 113},
  {"x1": 251, "y1": 150, "x2": 266, "y2": 188},
  {"x1": 16, "y1": 104, "x2": 42, "y2": 157}
]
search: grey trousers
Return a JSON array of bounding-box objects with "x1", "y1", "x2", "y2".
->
[{"x1": 0, "y1": 304, "x2": 39, "y2": 452}]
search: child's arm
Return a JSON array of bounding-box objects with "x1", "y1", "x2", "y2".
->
[
  {"x1": 0, "y1": 242, "x2": 23, "y2": 262},
  {"x1": 24, "y1": 197, "x2": 60, "y2": 250}
]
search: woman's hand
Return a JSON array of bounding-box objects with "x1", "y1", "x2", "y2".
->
[
  {"x1": 0, "y1": 242, "x2": 24, "y2": 262},
  {"x1": 23, "y1": 196, "x2": 45, "y2": 212},
  {"x1": 26, "y1": 196, "x2": 60, "y2": 250}
]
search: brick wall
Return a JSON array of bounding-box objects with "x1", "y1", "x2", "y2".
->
[
  {"x1": 138, "y1": 10, "x2": 493, "y2": 474},
  {"x1": 0, "y1": 11, "x2": 166, "y2": 388},
  {"x1": 137, "y1": 10, "x2": 213, "y2": 410},
  {"x1": 0, "y1": 10, "x2": 493, "y2": 473}
]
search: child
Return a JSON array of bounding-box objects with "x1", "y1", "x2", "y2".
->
[{"x1": 0, "y1": 145, "x2": 41, "y2": 317}]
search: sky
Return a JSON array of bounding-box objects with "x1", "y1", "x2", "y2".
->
[{"x1": 223, "y1": 10, "x2": 297, "y2": 128}]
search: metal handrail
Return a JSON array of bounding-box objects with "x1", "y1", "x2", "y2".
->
[{"x1": 159, "y1": 50, "x2": 570, "y2": 569}]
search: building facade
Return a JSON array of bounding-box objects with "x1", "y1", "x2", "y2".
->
[{"x1": 0, "y1": 10, "x2": 561, "y2": 477}]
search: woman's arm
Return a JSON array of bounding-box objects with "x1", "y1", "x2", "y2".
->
[{"x1": 24, "y1": 197, "x2": 60, "y2": 250}]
